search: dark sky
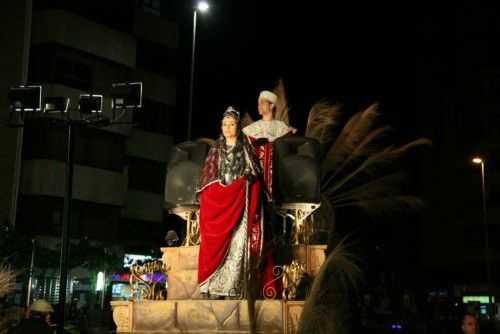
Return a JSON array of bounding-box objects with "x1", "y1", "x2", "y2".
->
[
  {"x1": 171, "y1": 2, "x2": 431, "y2": 286},
  {"x1": 174, "y1": 1, "x2": 422, "y2": 141}
]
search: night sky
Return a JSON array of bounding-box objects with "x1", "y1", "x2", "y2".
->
[
  {"x1": 171, "y1": 2, "x2": 500, "y2": 294},
  {"x1": 173, "y1": 1, "x2": 422, "y2": 141}
]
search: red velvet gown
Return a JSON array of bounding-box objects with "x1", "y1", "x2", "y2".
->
[{"x1": 197, "y1": 140, "x2": 277, "y2": 298}]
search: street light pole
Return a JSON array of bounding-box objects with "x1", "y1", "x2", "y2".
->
[
  {"x1": 472, "y1": 157, "x2": 492, "y2": 316},
  {"x1": 26, "y1": 237, "x2": 35, "y2": 306},
  {"x1": 187, "y1": 2, "x2": 209, "y2": 141},
  {"x1": 57, "y1": 122, "x2": 75, "y2": 334}
]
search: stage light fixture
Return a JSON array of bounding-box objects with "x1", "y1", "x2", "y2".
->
[
  {"x1": 7, "y1": 85, "x2": 42, "y2": 112},
  {"x1": 110, "y1": 82, "x2": 142, "y2": 109},
  {"x1": 44, "y1": 96, "x2": 70, "y2": 113},
  {"x1": 78, "y1": 94, "x2": 102, "y2": 114}
]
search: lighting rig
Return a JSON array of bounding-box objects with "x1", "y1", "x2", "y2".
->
[{"x1": 6, "y1": 82, "x2": 142, "y2": 334}]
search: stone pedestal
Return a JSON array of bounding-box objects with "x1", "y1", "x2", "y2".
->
[
  {"x1": 275, "y1": 244, "x2": 326, "y2": 278},
  {"x1": 283, "y1": 301, "x2": 306, "y2": 334},
  {"x1": 111, "y1": 245, "x2": 324, "y2": 333},
  {"x1": 111, "y1": 299, "x2": 287, "y2": 333}
]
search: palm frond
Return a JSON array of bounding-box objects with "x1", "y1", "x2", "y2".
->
[
  {"x1": 298, "y1": 237, "x2": 362, "y2": 334},
  {"x1": 0, "y1": 264, "x2": 18, "y2": 296},
  {"x1": 241, "y1": 111, "x2": 254, "y2": 130},
  {"x1": 305, "y1": 100, "x2": 341, "y2": 145},
  {"x1": 322, "y1": 103, "x2": 380, "y2": 173},
  {"x1": 322, "y1": 138, "x2": 432, "y2": 195},
  {"x1": 318, "y1": 193, "x2": 336, "y2": 228},
  {"x1": 321, "y1": 124, "x2": 394, "y2": 179},
  {"x1": 272, "y1": 77, "x2": 291, "y2": 125},
  {"x1": 294, "y1": 88, "x2": 433, "y2": 332},
  {"x1": 323, "y1": 171, "x2": 408, "y2": 200},
  {"x1": 326, "y1": 171, "x2": 426, "y2": 216},
  {"x1": 0, "y1": 262, "x2": 21, "y2": 332}
]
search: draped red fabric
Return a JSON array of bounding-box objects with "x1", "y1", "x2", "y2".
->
[
  {"x1": 247, "y1": 177, "x2": 279, "y2": 297},
  {"x1": 198, "y1": 177, "x2": 264, "y2": 285},
  {"x1": 250, "y1": 139, "x2": 274, "y2": 197},
  {"x1": 259, "y1": 221, "x2": 281, "y2": 298},
  {"x1": 247, "y1": 131, "x2": 294, "y2": 199}
]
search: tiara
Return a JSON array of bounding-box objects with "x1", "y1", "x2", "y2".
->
[{"x1": 223, "y1": 106, "x2": 240, "y2": 119}]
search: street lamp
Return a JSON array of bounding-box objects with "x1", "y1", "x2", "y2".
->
[
  {"x1": 26, "y1": 238, "x2": 36, "y2": 306},
  {"x1": 472, "y1": 157, "x2": 492, "y2": 315},
  {"x1": 187, "y1": 1, "x2": 209, "y2": 141}
]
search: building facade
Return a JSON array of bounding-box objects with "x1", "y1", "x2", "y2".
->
[{"x1": 2, "y1": 0, "x2": 183, "y2": 305}]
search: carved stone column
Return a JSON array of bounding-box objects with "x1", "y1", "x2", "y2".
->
[{"x1": 111, "y1": 301, "x2": 132, "y2": 332}]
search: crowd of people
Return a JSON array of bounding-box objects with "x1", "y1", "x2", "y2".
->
[
  {"x1": 3, "y1": 299, "x2": 55, "y2": 333},
  {"x1": 2, "y1": 298, "x2": 495, "y2": 333},
  {"x1": 1, "y1": 299, "x2": 108, "y2": 334}
]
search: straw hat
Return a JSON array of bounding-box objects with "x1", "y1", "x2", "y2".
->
[{"x1": 30, "y1": 299, "x2": 55, "y2": 313}]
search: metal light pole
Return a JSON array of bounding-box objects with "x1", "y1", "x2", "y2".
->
[
  {"x1": 57, "y1": 122, "x2": 75, "y2": 334},
  {"x1": 472, "y1": 157, "x2": 492, "y2": 316},
  {"x1": 186, "y1": 1, "x2": 209, "y2": 141},
  {"x1": 26, "y1": 237, "x2": 35, "y2": 306}
]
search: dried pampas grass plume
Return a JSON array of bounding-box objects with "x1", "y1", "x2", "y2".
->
[
  {"x1": 0, "y1": 265, "x2": 17, "y2": 296},
  {"x1": 272, "y1": 77, "x2": 291, "y2": 125},
  {"x1": 240, "y1": 112, "x2": 254, "y2": 130},
  {"x1": 0, "y1": 262, "x2": 21, "y2": 332},
  {"x1": 305, "y1": 100, "x2": 341, "y2": 145}
]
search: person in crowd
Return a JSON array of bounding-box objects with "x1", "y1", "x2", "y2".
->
[
  {"x1": 4, "y1": 305, "x2": 25, "y2": 333},
  {"x1": 197, "y1": 106, "x2": 275, "y2": 299},
  {"x1": 78, "y1": 305, "x2": 89, "y2": 334},
  {"x1": 461, "y1": 313, "x2": 479, "y2": 334},
  {"x1": 13, "y1": 299, "x2": 54, "y2": 334}
]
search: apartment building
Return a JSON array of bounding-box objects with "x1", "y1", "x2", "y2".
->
[{"x1": 2, "y1": 0, "x2": 182, "y2": 304}]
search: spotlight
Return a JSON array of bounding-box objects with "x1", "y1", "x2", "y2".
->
[
  {"x1": 78, "y1": 94, "x2": 102, "y2": 114},
  {"x1": 7, "y1": 85, "x2": 42, "y2": 112},
  {"x1": 43, "y1": 96, "x2": 69, "y2": 114},
  {"x1": 110, "y1": 82, "x2": 142, "y2": 109}
]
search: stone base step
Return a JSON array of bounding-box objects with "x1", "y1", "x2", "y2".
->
[
  {"x1": 117, "y1": 330, "x2": 267, "y2": 334},
  {"x1": 161, "y1": 244, "x2": 327, "y2": 277},
  {"x1": 111, "y1": 300, "x2": 304, "y2": 334},
  {"x1": 114, "y1": 331, "x2": 275, "y2": 334},
  {"x1": 166, "y1": 269, "x2": 200, "y2": 300}
]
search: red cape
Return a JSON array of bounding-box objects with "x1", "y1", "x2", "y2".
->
[{"x1": 198, "y1": 177, "x2": 263, "y2": 285}]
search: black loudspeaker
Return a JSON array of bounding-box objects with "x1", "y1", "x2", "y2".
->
[
  {"x1": 273, "y1": 136, "x2": 321, "y2": 205},
  {"x1": 164, "y1": 141, "x2": 209, "y2": 210}
]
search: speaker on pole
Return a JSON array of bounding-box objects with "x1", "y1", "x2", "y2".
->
[
  {"x1": 273, "y1": 136, "x2": 321, "y2": 205},
  {"x1": 164, "y1": 141, "x2": 209, "y2": 210}
]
